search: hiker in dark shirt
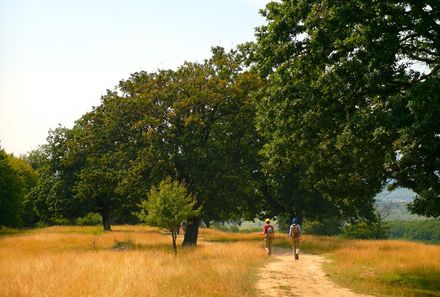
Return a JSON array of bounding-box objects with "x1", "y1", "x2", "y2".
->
[{"x1": 289, "y1": 217, "x2": 302, "y2": 260}]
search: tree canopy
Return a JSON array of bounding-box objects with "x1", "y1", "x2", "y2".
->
[
  {"x1": 0, "y1": 146, "x2": 38, "y2": 228},
  {"x1": 253, "y1": 0, "x2": 440, "y2": 218},
  {"x1": 0, "y1": 147, "x2": 23, "y2": 227},
  {"x1": 24, "y1": 0, "x2": 440, "y2": 240},
  {"x1": 31, "y1": 47, "x2": 264, "y2": 240}
]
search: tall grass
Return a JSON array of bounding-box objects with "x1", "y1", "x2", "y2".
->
[
  {"x1": 204, "y1": 230, "x2": 440, "y2": 297},
  {"x1": 0, "y1": 226, "x2": 266, "y2": 297},
  {"x1": 323, "y1": 239, "x2": 440, "y2": 297},
  {"x1": 1, "y1": 226, "x2": 439, "y2": 297}
]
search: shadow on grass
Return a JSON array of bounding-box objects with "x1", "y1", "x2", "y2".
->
[
  {"x1": 380, "y1": 270, "x2": 440, "y2": 297},
  {"x1": 0, "y1": 227, "x2": 32, "y2": 238}
]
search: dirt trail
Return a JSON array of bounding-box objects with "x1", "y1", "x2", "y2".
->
[{"x1": 256, "y1": 248, "x2": 375, "y2": 297}]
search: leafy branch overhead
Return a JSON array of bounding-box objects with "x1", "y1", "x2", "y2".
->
[{"x1": 253, "y1": 0, "x2": 440, "y2": 218}]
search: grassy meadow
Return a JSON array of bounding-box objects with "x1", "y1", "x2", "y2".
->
[
  {"x1": 276, "y1": 235, "x2": 440, "y2": 297},
  {"x1": 323, "y1": 239, "x2": 440, "y2": 297},
  {"x1": 1, "y1": 226, "x2": 439, "y2": 297},
  {"x1": 0, "y1": 226, "x2": 266, "y2": 297}
]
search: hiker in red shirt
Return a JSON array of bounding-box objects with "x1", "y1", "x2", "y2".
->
[{"x1": 260, "y1": 218, "x2": 275, "y2": 255}]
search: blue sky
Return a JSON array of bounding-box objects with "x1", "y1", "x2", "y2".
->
[{"x1": 0, "y1": 0, "x2": 269, "y2": 155}]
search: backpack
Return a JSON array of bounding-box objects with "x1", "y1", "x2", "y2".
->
[
  {"x1": 291, "y1": 224, "x2": 300, "y2": 238},
  {"x1": 266, "y1": 225, "x2": 274, "y2": 240}
]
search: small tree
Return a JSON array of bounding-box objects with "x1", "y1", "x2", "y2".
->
[{"x1": 137, "y1": 178, "x2": 201, "y2": 255}]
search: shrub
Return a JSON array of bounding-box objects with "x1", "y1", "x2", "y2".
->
[
  {"x1": 75, "y1": 213, "x2": 102, "y2": 226},
  {"x1": 303, "y1": 218, "x2": 343, "y2": 236}
]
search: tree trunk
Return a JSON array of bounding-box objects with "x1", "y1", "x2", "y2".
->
[
  {"x1": 101, "y1": 205, "x2": 111, "y2": 231},
  {"x1": 297, "y1": 213, "x2": 304, "y2": 226},
  {"x1": 182, "y1": 217, "x2": 200, "y2": 246},
  {"x1": 172, "y1": 230, "x2": 177, "y2": 256}
]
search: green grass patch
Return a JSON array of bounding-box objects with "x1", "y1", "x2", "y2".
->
[
  {"x1": 111, "y1": 238, "x2": 137, "y2": 250},
  {"x1": 380, "y1": 269, "x2": 440, "y2": 296},
  {"x1": 41, "y1": 225, "x2": 105, "y2": 235},
  {"x1": 0, "y1": 227, "x2": 28, "y2": 237}
]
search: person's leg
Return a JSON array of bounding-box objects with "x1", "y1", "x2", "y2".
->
[
  {"x1": 294, "y1": 239, "x2": 300, "y2": 259},
  {"x1": 291, "y1": 238, "x2": 296, "y2": 257}
]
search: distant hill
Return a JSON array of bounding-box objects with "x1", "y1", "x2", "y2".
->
[
  {"x1": 375, "y1": 187, "x2": 416, "y2": 202},
  {"x1": 374, "y1": 187, "x2": 426, "y2": 221}
]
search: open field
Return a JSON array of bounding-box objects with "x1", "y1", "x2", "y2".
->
[
  {"x1": 1, "y1": 226, "x2": 439, "y2": 297},
  {"x1": 323, "y1": 239, "x2": 440, "y2": 297},
  {"x1": 204, "y1": 231, "x2": 440, "y2": 296},
  {"x1": 0, "y1": 226, "x2": 266, "y2": 297}
]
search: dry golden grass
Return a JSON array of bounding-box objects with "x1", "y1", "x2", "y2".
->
[
  {"x1": 0, "y1": 226, "x2": 266, "y2": 297},
  {"x1": 2, "y1": 226, "x2": 439, "y2": 297},
  {"x1": 323, "y1": 239, "x2": 440, "y2": 297}
]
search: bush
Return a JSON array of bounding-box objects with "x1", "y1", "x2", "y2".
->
[
  {"x1": 341, "y1": 220, "x2": 388, "y2": 239},
  {"x1": 211, "y1": 223, "x2": 240, "y2": 233},
  {"x1": 51, "y1": 217, "x2": 71, "y2": 225},
  {"x1": 275, "y1": 213, "x2": 292, "y2": 233},
  {"x1": 112, "y1": 239, "x2": 136, "y2": 250},
  {"x1": 303, "y1": 218, "x2": 343, "y2": 236},
  {"x1": 75, "y1": 213, "x2": 102, "y2": 226},
  {"x1": 341, "y1": 221, "x2": 374, "y2": 239}
]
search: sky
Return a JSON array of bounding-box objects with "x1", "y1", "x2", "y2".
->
[{"x1": 0, "y1": 0, "x2": 269, "y2": 156}]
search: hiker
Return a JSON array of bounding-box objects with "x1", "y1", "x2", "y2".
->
[
  {"x1": 289, "y1": 217, "x2": 302, "y2": 260},
  {"x1": 260, "y1": 218, "x2": 275, "y2": 255}
]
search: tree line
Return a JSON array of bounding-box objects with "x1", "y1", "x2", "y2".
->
[
  {"x1": 386, "y1": 220, "x2": 440, "y2": 243},
  {"x1": 1, "y1": 0, "x2": 438, "y2": 245}
]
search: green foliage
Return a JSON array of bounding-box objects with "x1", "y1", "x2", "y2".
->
[
  {"x1": 137, "y1": 178, "x2": 201, "y2": 230},
  {"x1": 116, "y1": 47, "x2": 264, "y2": 225},
  {"x1": 30, "y1": 127, "x2": 88, "y2": 225},
  {"x1": 386, "y1": 220, "x2": 440, "y2": 243},
  {"x1": 211, "y1": 222, "x2": 240, "y2": 233},
  {"x1": 75, "y1": 213, "x2": 102, "y2": 226},
  {"x1": 112, "y1": 238, "x2": 136, "y2": 250},
  {"x1": 137, "y1": 178, "x2": 201, "y2": 254},
  {"x1": 0, "y1": 148, "x2": 23, "y2": 227},
  {"x1": 394, "y1": 77, "x2": 440, "y2": 218},
  {"x1": 7, "y1": 155, "x2": 39, "y2": 226},
  {"x1": 303, "y1": 218, "x2": 344, "y2": 236},
  {"x1": 341, "y1": 221, "x2": 375, "y2": 239},
  {"x1": 0, "y1": 227, "x2": 27, "y2": 237},
  {"x1": 253, "y1": 0, "x2": 440, "y2": 218},
  {"x1": 342, "y1": 220, "x2": 389, "y2": 240},
  {"x1": 32, "y1": 47, "x2": 262, "y2": 236},
  {"x1": 275, "y1": 213, "x2": 293, "y2": 233}
]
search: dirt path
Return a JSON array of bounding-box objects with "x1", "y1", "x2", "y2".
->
[{"x1": 255, "y1": 248, "x2": 375, "y2": 297}]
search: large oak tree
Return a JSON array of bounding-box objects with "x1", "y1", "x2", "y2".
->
[
  {"x1": 253, "y1": 0, "x2": 439, "y2": 218},
  {"x1": 33, "y1": 47, "x2": 264, "y2": 240}
]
